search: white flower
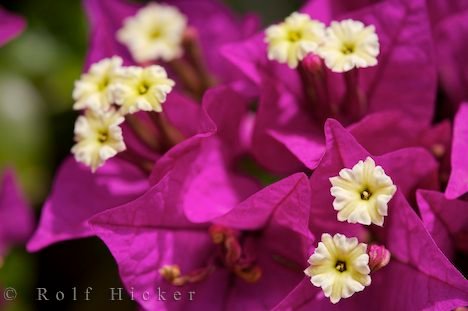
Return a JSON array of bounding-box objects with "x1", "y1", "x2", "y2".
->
[
  {"x1": 319, "y1": 19, "x2": 379, "y2": 72},
  {"x1": 117, "y1": 3, "x2": 187, "y2": 63},
  {"x1": 110, "y1": 65, "x2": 175, "y2": 114},
  {"x1": 72, "y1": 56, "x2": 123, "y2": 113},
  {"x1": 265, "y1": 12, "x2": 325, "y2": 69},
  {"x1": 71, "y1": 109, "x2": 126, "y2": 172},
  {"x1": 330, "y1": 157, "x2": 396, "y2": 226},
  {"x1": 305, "y1": 233, "x2": 371, "y2": 304}
]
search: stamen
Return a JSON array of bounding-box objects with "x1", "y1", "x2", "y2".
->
[
  {"x1": 97, "y1": 130, "x2": 109, "y2": 143},
  {"x1": 360, "y1": 189, "x2": 371, "y2": 200},
  {"x1": 340, "y1": 42, "x2": 355, "y2": 55},
  {"x1": 208, "y1": 225, "x2": 262, "y2": 283},
  {"x1": 234, "y1": 264, "x2": 262, "y2": 283},
  {"x1": 288, "y1": 31, "x2": 302, "y2": 42},
  {"x1": 159, "y1": 264, "x2": 181, "y2": 281},
  {"x1": 335, "y1": 260, "x2": 347, "y2": 272},
  {"x1": 159, "y1": 264, "x2": 214, "y2": 286},
  {"x1": 138, "y1": 83, "x2": 149, "y2": 95}
]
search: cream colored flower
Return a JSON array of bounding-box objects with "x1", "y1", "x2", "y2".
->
[
  {"x1": 71, "y1": 110, "x2": 126, "y2": 172},
  {"x1": 117, "y1": 3, "x2": 187, "y2": 63},
  {"x1": 319, "y1": 19, "x2": 379, "y2": 72},
  {"x1": 330, "y1": 157, "x2": 396, "y2": 226},
  {"x1": 305, "y1": 233, "x2": 371, "y2": 304},
  {"x1": 265, "y1": 12, "x2": 325, "y2": 69},
  {"x1": 110, "y1": 65, "x2": 174, "y2": 114},
  {"x1": 72, "y1": 56, "x2": 122, "y2": 112}
]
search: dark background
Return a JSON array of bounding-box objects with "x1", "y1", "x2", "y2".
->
[{"x1": 0, "y1": 0, "x2": 301, "y2": 310}]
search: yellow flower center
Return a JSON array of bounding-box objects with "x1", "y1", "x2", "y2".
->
[
  {"x1": 335, "y1": 260, "x2": 347, "y2": 272},
  {"x1": 360, "y1": 189, "x2": 371, "y2": 200},
  {"x1": 98, "y1": 76, "x2": 110, "y2": 91},
  {"x1": 138, "y1": 82, "x2": 150, "y2": 95},
  {"x1": 288, "y1": 30, "x2": 302, "y2": 42},
  {"x1": 340, "y1": 42, "x2": 356, "y2": 55},
  {"x1": 97, "y1": 130, "x2": 109, "y2": 143},
  {"x1": 149, "y1": 27, "x2": 163, "y2": 40}
]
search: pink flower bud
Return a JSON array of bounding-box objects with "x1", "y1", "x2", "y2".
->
[
  {"x1": 300, "y1": 53, "x2": 322, "y2": 73},
  {"x1": 183, "y1": 26, "x2": 199, "y2": 42},
  {"x1": 368, "y1": 244, "x2": 391, "y2": 272}
]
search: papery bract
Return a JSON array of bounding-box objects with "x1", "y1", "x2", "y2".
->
[
  {"x1": 428, "y1": 0, "x2": 468, "y2": 110},
  {"x1": 27, "y1": 157, "x2": 148, "y2": 251},
  {"x1": 274, "y1": 120, "x2": 468, "y2": 310},
  {"x1": 223, "y1": 0, "x2": 436, "y2": 172},
  {"x1": 417, "y1": 190, "x2": 468, "y2": 259},
  {"x1": 0, "y1": 8, "x2": 25, "y2": 46},
  {"x1": 0, "y1": 169, "x2": 34, "y2": 257},
  {"x1": 91, "y1": 173, "x2": 312, "y2": 310},
  {"x1": 28, "y1": 86, "x2": 259, "y2": 251},
  {"x1": 446, "y1": 103, "x2": 468, "y2": 199}
]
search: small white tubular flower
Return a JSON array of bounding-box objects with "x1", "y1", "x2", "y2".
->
[
  {"x1": 110, "y1": 65, "x2": 175, "y2": 114},
  {"x1": 319, "y1": 19, "x2": 379, "y2": 72},
  {"x1": 330, "y1": 157, "x2": 396, "y2": 226},
  {"x1": 71, "y1": 110, "x2": 126, "y2": 172},
  {"x1": 117, "y1": 3, "x2": 187, "y2": 63},
  {"x1": 72, "y1": 56, "x2": 123, "y2": 112},
  {"x1": 265, "y1": 12, "x2": 325, "y2": 69},
  {"x1": 305, "y1": 233, "x2": 371, "y2": 304}
]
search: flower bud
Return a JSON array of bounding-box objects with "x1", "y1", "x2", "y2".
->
[
  {"x1": 301, "y1": 53, "x2": 323, "y2": 74},
  {"x1": 367, "y1": 244, "x2": 391, "y2": 272}
]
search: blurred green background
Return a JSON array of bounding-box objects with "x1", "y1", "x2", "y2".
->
[{"x1": 0, "y1": 0, "x2": 300, "y2": 310}]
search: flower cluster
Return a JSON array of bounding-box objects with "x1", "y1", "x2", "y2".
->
[
  {"x1": 265, "y1": 13, "x2": 379, "y2": 72},
  {"x1": 305, "y1": 156, "x2": 396, "y2": 303},
  {"x1": 26, "y1": 0, "x2": 468, "y2": 310},
  {"x1": 71, "y1": 56, "x2": 175, "y2": 171}
]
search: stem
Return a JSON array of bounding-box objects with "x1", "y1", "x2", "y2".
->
[
  {"x1": 298, "y1": 59, "x2": 333, "y2": 125},
  {"x1": 341, "y1": 69, "x2": 366, "y2": 123},
  {"x1": 183, "y1": 27, "x2": 216, "y2": 92},
  {"x1": 168, "y1": 58, "x2": 203, "y2": 100},
  {"x1": 118, "y1": 150, "x2": 154, "y2": 174},
  {"x1": 148, "y1": 112, "x2": 185, "y2": 152},
  {"x1": 125, "y1": 114, "x2": 160, "y2": 152}
]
